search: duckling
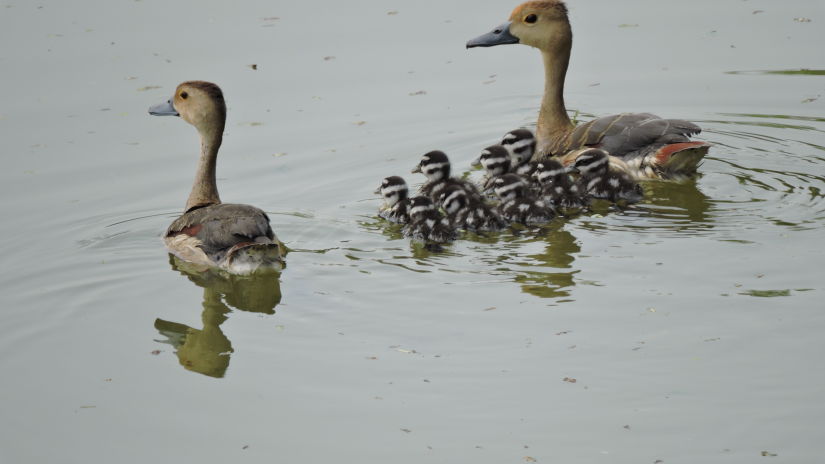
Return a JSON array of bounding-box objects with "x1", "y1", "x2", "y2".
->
[
  {"x1": 439, "y1": 184, "x2": 507, "y2": 232},
  {"x1": 404, "y1": 196, "x2": 457, "y2": 243},
  {"x1": 478, "y1": 144, "x2": 512, "y2": 193},
  {"x1": 533, "y1": 158, "x2": 587, "y2": 210},
  {"x1": 467, "y1": 1, "x2": 710, "y2": 180},
  {"x1": 571, "y1": 149, "x2": 644, "y2": 204},
  {"x1": 149, "y1": 81, "x2": 285, "y2": 274},
  {"x1": 375, "y1": 176, "x2": 411, "y2": 224},
  {"x1": 493, "y1": 174, "x2": 555, "y2": 225},
  {"x1": 412, "y1": 150, "x2": 481, "y2": 206},
  {"x1": 501, "y1": 128, "x2": 539, "y2": 179}
]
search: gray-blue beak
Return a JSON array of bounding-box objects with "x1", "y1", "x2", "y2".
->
[
  {"x1": 466, "y1": 21, "x2": 520, "y2": 48},
  {"x1": 149, "y1": 96, "x2": 179, "y2": 116}
]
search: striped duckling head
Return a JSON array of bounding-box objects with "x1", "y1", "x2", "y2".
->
[
  {"x1": 375, "y1": 175, "x2": 409, "y2": 207},
  {"x1": 408, "y1": 196, "x2": 437, "y2": 220},
  {"x1": 439, "y1": 185, "x2": 469, "y2": 216},
  {"x1": 412, "y1": 150, "x2": 451, "y2": 182},
  {"x1": 533, "y1": 158, "x2": 568, "y2": 185},
  {"x1": 479, "y1": 145, "x2": 512, "y2": 177},
  {"x1": 501, "y1": 128, "x2": 536, "y2": 167},
  {"x1": 493, "y1": 173, "x2": 529, "y2": 201},
  {"x1": 571, "y1": 149, "x2": 610, "y2": 178}
]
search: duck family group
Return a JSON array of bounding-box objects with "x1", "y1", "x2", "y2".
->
[
  {"x1": 149, "y1": 1, "x2": 710, "y2": 273},
  {"x1": 376, "y1": 129, "x2": 644, "y2": 244}
]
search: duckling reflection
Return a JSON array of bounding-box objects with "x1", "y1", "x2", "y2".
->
[
  {"x1": 509, "y1": 222, "x2": 581, "y2": 299},
  {"x1": 154, "y1": 255, "x2": 282, "y2": 378}
]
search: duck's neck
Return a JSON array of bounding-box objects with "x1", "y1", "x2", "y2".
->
[
  {"x1": 185, "y1": 124, "x2": 223, "y2": 211},
  {"x1": 536, "y1": 47, "x2": 574, "y2": 156}
]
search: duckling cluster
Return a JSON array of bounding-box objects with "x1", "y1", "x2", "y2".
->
[{"x1": 376, "y1": 128, "x2": 645, "y2": 244}]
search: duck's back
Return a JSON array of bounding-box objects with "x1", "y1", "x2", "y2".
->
[
  {"x1": 548, "y1": 113, "x2": 709, "y2": 178},
  {"x1": 165, "y1": 203, "x2": 283, "y2": 271}
]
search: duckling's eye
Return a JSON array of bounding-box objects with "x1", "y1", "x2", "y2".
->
[
  {"x1": 180, "y1": 91, "x2": 188, "y2": 99},
  {"x1": 525, "y1": 14, "x2": 538, "y2": 24}
]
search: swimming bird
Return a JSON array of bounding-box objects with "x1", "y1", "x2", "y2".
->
[
  {"x1": 412, "y1": 150, "x2": 482, "y2": 206},
  {"x1": 439, "y1": 184, "x2": 507, "y2": 232},
  {"x1": 375, "y1": 176, "x2": 411, "y2": 224},
  {"x1": 501, "y1": 128, "x2": 539, "y2": 179},
  {"x1": 533, "y1": 158, "x2": 587, "y2": 211},
  {"x1": 404, "y1": 196, "x2": 457, "y2": 243},
  {"x1": 493, "y1": 174, "x2": 555, "y2": 225},
  {"x1": 467, "y1": 1, "x2": 710, "y2": 180},
  {"x1": 477, "y1": 144, "x2": 512, "y2": 192},
  {"x1": 571, "y1": 149, "x2": 644, "y2": 204},
  {"x1": 149, "y1": 81, "x2": 285, "y2": 274}
]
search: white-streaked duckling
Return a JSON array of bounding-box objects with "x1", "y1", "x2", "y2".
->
[
  {"x1": 478, "y1": 144, "x2": 512, "y2": 192},
  {"x1": 501, "y1": 128, "x2": 539, "y2": 179},
  {"x1": 571, "y1": 149, "x2": 644, "y2": 204},
  {"x1": 439, "y1": 184, "x2": 506, "y2": 232},
  {"x1": 533, "y1": 158, "x2": 587, "y2": 210},
  {"x1": 375, "y1": 175, "x2": 411, "y2": 224},
  {"x1": 493, "y1": 173, "x2": 555, "y2": 225},
  {"x1": 412, "y1": 150, "x2": 481, "y2": 206},
  {"x1": 149, "y1": 81, "x2": 285, "y2": 274},
  {"x1": 404, "y1": 196, "x2": 457, "y2": 243}
]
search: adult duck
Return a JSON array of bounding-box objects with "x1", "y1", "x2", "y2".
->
[
  {"x1": 149, "y1": 81, "x2": 285, "y2": 274},
  {"x1": 467, "y1": 1, "x2": 710, "y2": 180}
]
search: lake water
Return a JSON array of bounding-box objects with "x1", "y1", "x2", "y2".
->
[{"x1": 1, "y1": 0, "x2": 824, "y2": 462}]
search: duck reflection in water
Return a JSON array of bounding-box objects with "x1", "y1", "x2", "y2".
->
[
  {"x1": 154, "y1": 255, "x2": 282, "y2": 378},
  {"x1": 510, "y1": 221, "x2": 580, "y2": 299}
]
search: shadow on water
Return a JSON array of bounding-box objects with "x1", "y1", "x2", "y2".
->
[{"x1": 153, "y1": 255, "x2": 282, "y2": 378}]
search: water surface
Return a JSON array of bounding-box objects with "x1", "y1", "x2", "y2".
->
[{"x1": 1, "y1": 0, "x2": 824, "y2": 462}]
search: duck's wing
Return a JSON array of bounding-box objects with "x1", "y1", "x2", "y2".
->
[
  {"x1": 551, "y1": 112, "x2": 701, "y2": 153},
  {"x1": 550, "y1": 113, "x2": 709, "y2": 178},
  {"x1": 167, "y1": 203, "x2": 281, "y2": 265}
]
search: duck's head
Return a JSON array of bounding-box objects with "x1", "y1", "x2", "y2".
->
[
  {"x1": 412, "y1": 150, "x2": 451, "y2": 182},
  {"x1": 467, "y1": 1, "x2": 571, "y2": 53},
  {"x1": 408, "y1": 196, "x2": 436, "y2": 219},
  {"x1": 493, "y1": 173, "x2": 528, "y2": 201},
  {"x1": 501, "y1": 129, "x2": 536, "y2": 166},
  {"x1": 439, "y1": 185, "x2": 469, "y2": 216},
  {"x1": 533, "y1": 158, "x2": 567, "y2": 184},
  {"x1": 375, "y1": 175, "x2": 409, "y2": 206},
  {"x1": 570, "y1": 149, "x2": 610, "y2": 177},
  {"x1": 149, "y1": 81, "x2": 227, "y2": 134}
]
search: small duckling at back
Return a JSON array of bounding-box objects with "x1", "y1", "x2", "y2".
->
[
  {"x1": 478, "y1": 145, "x2": 512, "y2": 193},
  {"x1": 493, "y1": 174, "x2": 555, "y2": 225},
  {"x1": 440, "y1": 184, "x2": 506, "y2": 232},
  {"x1": 413, "y1": 150, "x2": 481, "y2": 206},
  {"x1": 572, "y1": 149, "x2": 644, "y2": 204},
  {"x1": 404, "y1": 196, "x2": 457, "y2": 243},
  {"x1": 534, "y1": 158, "x2": 587, "y2": 211},
  {"x1": 375, "y1": 175, "x2": 411, "y2": 224},
  {"x1": 501, "y1": 129, "x2": 539, "y2": 179}
]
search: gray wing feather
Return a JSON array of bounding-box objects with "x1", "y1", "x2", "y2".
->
[{"x1": 167, "y1": 203, "x2": 276, "y2": 263}]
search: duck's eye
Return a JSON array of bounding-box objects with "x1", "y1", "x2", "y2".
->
[
  {"x1": 525, "y1": 14, "x2": 538, "y2": 24},
  {"x1": 180, "y1": 91, "x2": 188, "y2": 99}
]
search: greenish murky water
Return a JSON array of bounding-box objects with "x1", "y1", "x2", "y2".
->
[{"x1": 1, "y1": 0, "x2": 824, "y2": 463}]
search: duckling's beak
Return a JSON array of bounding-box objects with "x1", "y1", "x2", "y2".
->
[
  {"x1": 466, "y1": 21, "x2": 520, "y2": 48},
  {"x1": 373, "y1": 185, "x2": 382, "y2": 195},
  {"x1": 470, "y1": 157, "x2": 481, "y2": 168},
  {"x1": 566, "y1": 165, "x2": 580, "y2": 174},
  {"x1": 411, "y1": 164, "x2": 422, "y2": 174},
  {"x1": 149, "y1": 96, "x2": 179, "y2": 116},
  {"x1": 482, "y1": 177, "x2": 496, "y2": 192}
]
